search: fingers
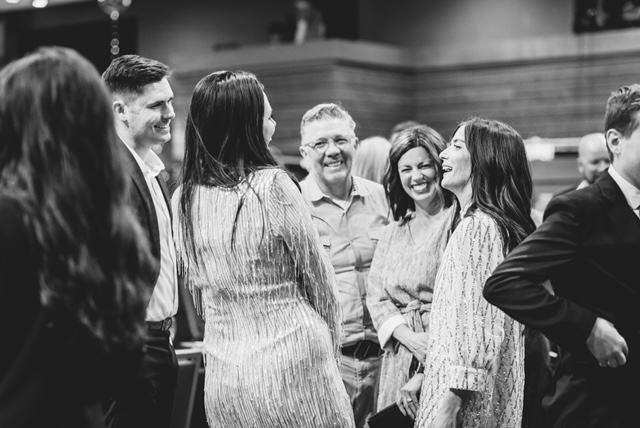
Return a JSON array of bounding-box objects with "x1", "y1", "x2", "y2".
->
[
  {"x1": 407, "y1": 392, "x2": 418, "y2": 419},
  {"x1": 599, "y1": 352, "x2": 628, "y2": 368},
  {"x1": 396, "y1": 394, "x2": 418, "y2": 419},
  {"x1": 396, "y1": 397, "x2": 408, "y2": 417}
]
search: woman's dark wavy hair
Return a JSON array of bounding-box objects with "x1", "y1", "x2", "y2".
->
[
  {"x1": 0, "y1": 47, "x2": 152, "y2": 351},
  {"x1": 457, "y1": 117, "x2": 536, "y2": 253},
  {"x1": 384, "y1": 125, "x2": 454, "y2": 222},
  {"x1": 178, "y1": 70, "x2": 288, "y2": 251}
]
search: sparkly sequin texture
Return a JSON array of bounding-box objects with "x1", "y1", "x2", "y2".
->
[
  {"x1": 415, "y1": 210, "x2": 525, "y2": 428},
  {"x1": 172, "y1": 169, "x2": 355, "y2": 428}
]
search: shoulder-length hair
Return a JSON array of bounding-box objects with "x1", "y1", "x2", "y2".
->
[
  {"x1": 457, "y1": 117, "x2": 536, "y2": 253},
  {"x1": 0, "y1": 47, "x2": 151, "y2": 350},
  {"x1": 351, "y1": 136, "x2": 391, "y2": 184},
  {"x1": 384, "y1": 125, "x2": 454, "y2": 222}
]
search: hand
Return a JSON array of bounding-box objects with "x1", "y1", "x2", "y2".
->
[
  {"x1": 393, "y1": 325, "x2": 429, "y2": 362},
  {"x1": 429, "y1": 390, "x2": 463, "y2": 428},
  {"x1": 586, "y1": 317, "x2": 628, "y2": 368},
  {"x1": 396, "y1": 373, "x2": 423, "y2": 419}
]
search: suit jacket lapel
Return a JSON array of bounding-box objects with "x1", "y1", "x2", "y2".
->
[
  {"x1": 157, "y1": 175, "x2": 173, "y2": 222},
  {"x1": 121, "y1": 146, "x2": 161, "y2": 255},
  {"x1": 597, "y1": 171, "x2": 640, "y2": 241}
]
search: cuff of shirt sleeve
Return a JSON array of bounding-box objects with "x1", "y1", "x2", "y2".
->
[
  {"x1": 378, "y1": 315, "x2": 407, "y2": 350},
  {"x1": 447, "y1": 365, "x2": 487, "y2": 392}
]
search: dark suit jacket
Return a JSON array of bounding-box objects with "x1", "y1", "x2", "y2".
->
[
  {"x1": 484, "y1": 171, "x2": 640, "y2": 428},
  {"x1": 121, "y1": 146, "x2": 172, "y2": 297},
  {"x1": 552, "y1": 181, "x2": 581, "y2": 199}
]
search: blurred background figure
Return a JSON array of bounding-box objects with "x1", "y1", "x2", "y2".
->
[
  {"x1": 352, "y1": 135, "x2": 392, "y2": 184},
  {"x1": 389, "y1": 120, "x2": 422, "y2": 146},
  {"x1": 292, "y1": 0, "x2": 326, "y2": 44},
  {"x1": 0, "y1": 47, "x2": 151, "y2": 428},
  {"x1": 554, "y1": 132, "x2": 609, "y2": 197},
  {"x1": 173, "y1": 71, "x2": 354, "y2": 428},
  {"x1": 366, "y1": 126, "x2": 458, "y2": 420}
]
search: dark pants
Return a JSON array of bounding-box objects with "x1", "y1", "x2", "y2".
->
[{"x1": 103, "y1": 330, "x2": 178, "y2": 428}]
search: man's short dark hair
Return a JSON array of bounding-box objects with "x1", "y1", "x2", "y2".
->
[
  {"x1": 604, "y1": 84, "x2": 640, "y2": 138},
  {"x1": 102, "y1": 54, "x2": 171, "y2": 96}
]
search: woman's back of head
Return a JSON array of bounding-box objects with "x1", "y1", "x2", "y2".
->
[
  {"x1": 182, "y1": 70, "x2": 278, "y2": 189},
  {"x1": 0, "y1": 46, "x2": 151, "y2": 351},
  {"x1": 458, "y1": 117, "x2": 536, "y2": 251},
  {"x1": 352, "y1": 136, "x2": 391, "y2": 184}
]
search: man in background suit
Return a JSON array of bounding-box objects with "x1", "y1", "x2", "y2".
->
[
  {"x1": 484, "y1": 84, "x2": 640, "y2": 428},
  {"x1": 102, "y1": 55, "x2": 179, "y2": 428},
  {"x1": 554, "y1": 132, "x2": 610, "y2": 197}
]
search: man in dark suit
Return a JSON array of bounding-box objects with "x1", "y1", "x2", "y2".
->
[
  {"x1": 554, "y1": 132, "x2": 609, "y2": 197},
  {"x1": 102, "y1": 55, "x2": 179, "y2": 428},
  {"x1": 484, "y1": 84, "x2": 640, "y2": 428}
]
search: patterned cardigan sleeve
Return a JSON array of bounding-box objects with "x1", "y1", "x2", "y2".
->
[
  {"x1": 445, "y1": 213, "x2": 507, "y2": 392},
  {"x1": 268, "y1": 170, "x2": 342, "y2": 355},
  {"x1": 366, "y1": 222, "x2": 407, "y2": 348}
]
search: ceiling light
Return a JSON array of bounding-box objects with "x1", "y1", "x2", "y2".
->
[{"x1": 32, "y1": 0, "x2": 48, "y2": 8}]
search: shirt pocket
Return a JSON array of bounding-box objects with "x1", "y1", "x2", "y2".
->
[
  {"x1": 319, "y1": 235, "x2": 331, "y2": 251},
  {"x1": 368, "y1": 226, "x2": 383, "y2": 243}
]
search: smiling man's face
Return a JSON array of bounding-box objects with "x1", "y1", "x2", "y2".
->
[
  {"x1": 121, "y1": 77, "x2": 175, "y2": 153},
  {"x1": 300, "y1": 117, "x2": 357, "y2": 192}
]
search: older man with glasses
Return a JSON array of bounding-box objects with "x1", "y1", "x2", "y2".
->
[{"x1": 299, "y1": 103, "x2": 390, "y2": 428}]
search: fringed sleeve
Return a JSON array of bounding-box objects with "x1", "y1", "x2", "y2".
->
[
  {"x1": 267, "y1": 170, "x2": 342, "y2": 356},
  {"x1": 171, "y1": 186, "x2": 204, "y2": 317}
]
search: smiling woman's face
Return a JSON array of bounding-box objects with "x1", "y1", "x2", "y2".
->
[
  {"x1": 398, "y1": 146, "x2": 439, "y2": 212},
  {"x1": 440, "y1": 125, "x2": 472, "y2": 204}
]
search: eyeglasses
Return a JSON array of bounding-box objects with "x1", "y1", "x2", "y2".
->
[{"x1": 304, "y1": 136, "x2": 356, "y2": 153}]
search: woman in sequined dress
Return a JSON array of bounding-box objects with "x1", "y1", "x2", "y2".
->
[
  {"x1": 172, "y1": 71, "x2": 354, "y2": 428},
  {"x1": 414, "y1": 117, "x2": 536, "y2": 428},
  {"x1": 366, "y1": 125, "x2": 457, "y2": 419}
]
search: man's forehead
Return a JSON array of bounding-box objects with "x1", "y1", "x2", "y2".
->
[
  {"x1": 122, "y1": 78, "x2": 173, "y2": 104},
  {"x1": 301, "y1": 117, "x2": 355, "y2": 141}
]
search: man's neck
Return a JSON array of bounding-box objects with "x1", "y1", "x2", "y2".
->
[
  {"x1": 316, "y1": 174, "x2": 353, "y2": 201},
  {"x1": 117, "y1": 130, "x2": 151, "y2": 160},
  {"x1": 612, "y1": 163, "x2": 640, "y2": 190}
]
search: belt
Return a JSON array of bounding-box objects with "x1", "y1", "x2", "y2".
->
[
  {"x1": 146, "y1": 317, "x2": 173, "y2": 332},
  {"x1": 341, "y1": 340, "x2": 382, "y2": 359}
]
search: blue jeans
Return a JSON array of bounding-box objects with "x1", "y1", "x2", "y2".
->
[{"x1": 340, "y1": 353, "x2": 383, "y2": 428}]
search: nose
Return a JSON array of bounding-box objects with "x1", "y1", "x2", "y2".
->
[
  {"x1": 325, "y1": 139, "x2": 341, "y2": 155},
  {"x1": 439, "y1": 146, "x2": 449, "y2": 160},
  {"x1": 163, "y1": 103, "x2": 175, "y2": 120},
  {"x1": 411, "y1": 168, "x2": 423, "y2": 181}
]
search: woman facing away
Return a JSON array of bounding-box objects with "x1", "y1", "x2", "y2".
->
[
  {"x1": 172, "y1": 70, "x2": 355, "y2": 428},
  {"x1": 366, "y1": 126, "x2": 458, "y2": 419},
  {"x1": 0, "y1": 47, "x2": 152, "y2": 428},
  {"x1": 414, "y1": 117, "x2": 536, "y2": 428},
  {"x1": 351, "y1": 135, "x2": 392, "y2": 184}
]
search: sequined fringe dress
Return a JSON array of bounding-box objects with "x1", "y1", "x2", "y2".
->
[{"x1": 172, "y1": 169, "x2": 355, "y2": 428}]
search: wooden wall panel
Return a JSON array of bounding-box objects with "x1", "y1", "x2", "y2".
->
[
  {"x1": 167, "y1": 39, "x2": 640, "y2": 197},
  {"x1": 415, "y1": 54, "x2": 640, "y2": 139}
]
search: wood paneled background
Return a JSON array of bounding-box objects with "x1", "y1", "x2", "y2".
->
[{"x1": 168, "y1": 37, "x2": 640, "y2": 198}]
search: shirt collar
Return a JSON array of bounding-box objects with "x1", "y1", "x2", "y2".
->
[
  {"x1": 577, "y1": 179, "x2": 589, "y2": 190},
  {"x1": 121, "y1": 139, "x2": 165, "y2": 179},
  {"x1": 608, "y1": 166, "x2": 640, "y2": 211},
  {"x1": 305, "y1": 174, "x2": 369, "y2": 202}
]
